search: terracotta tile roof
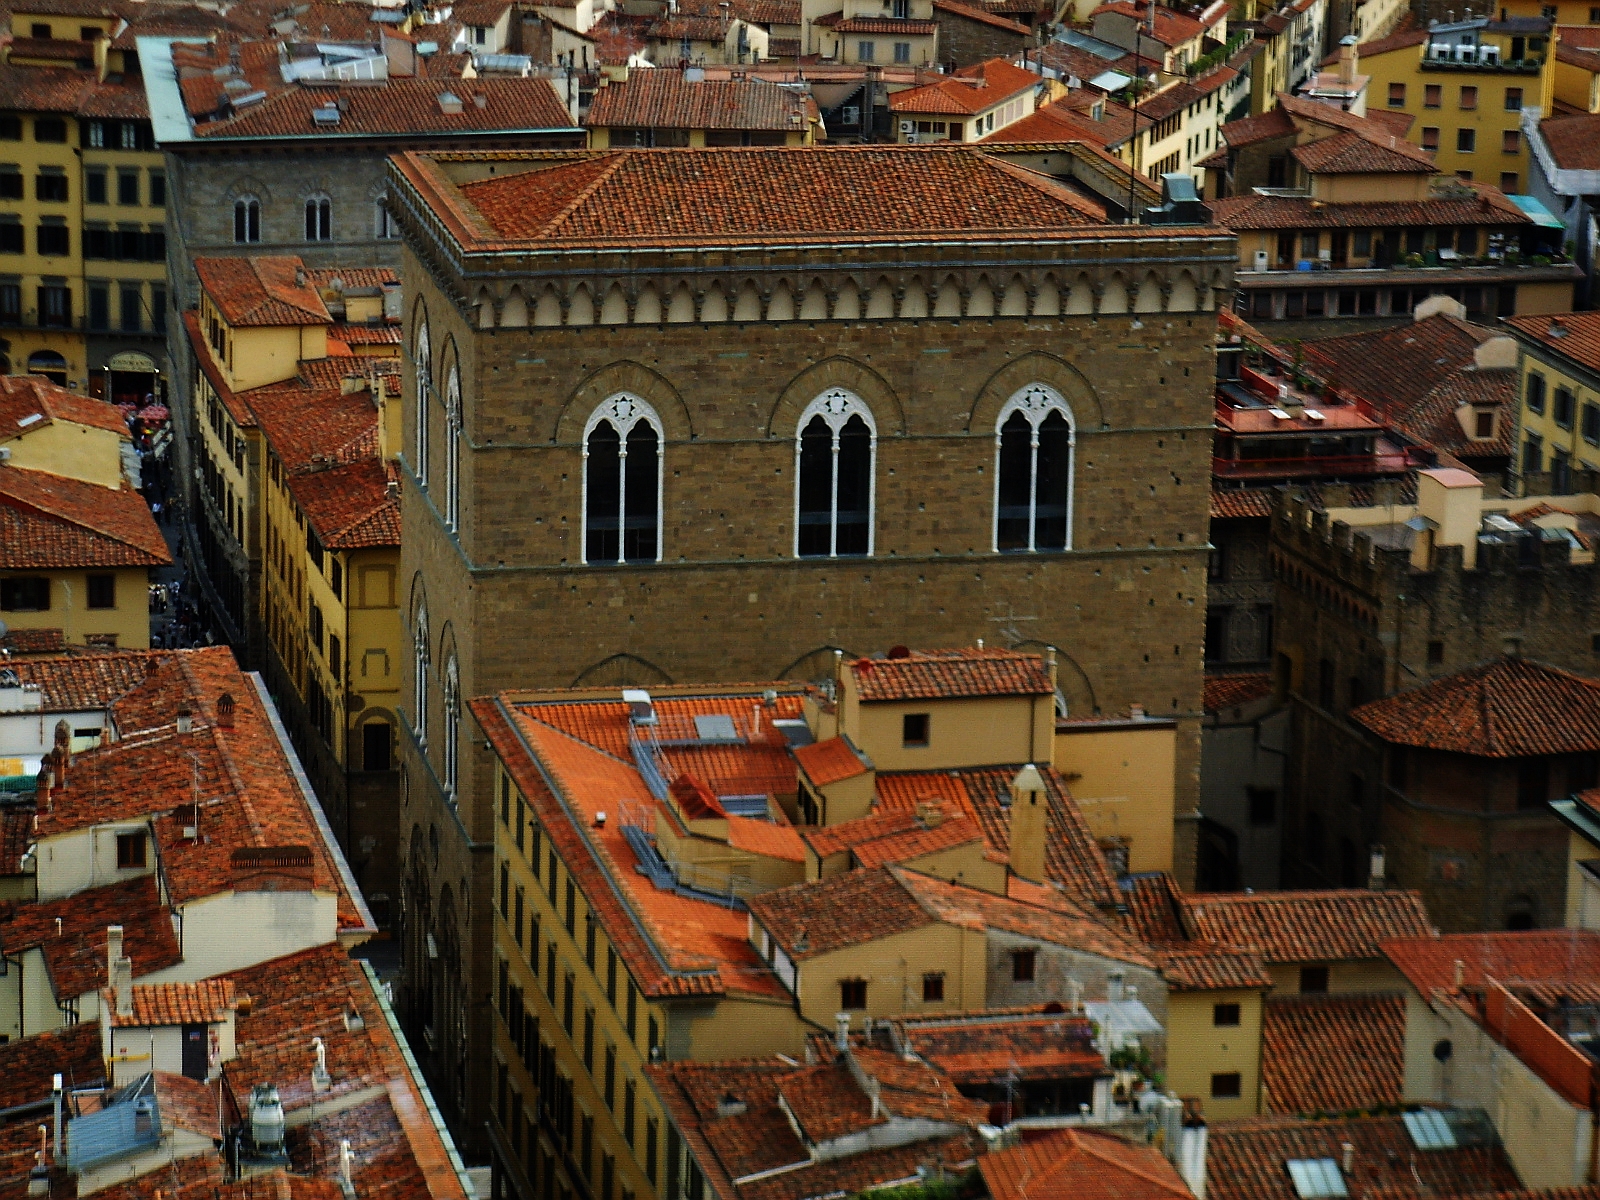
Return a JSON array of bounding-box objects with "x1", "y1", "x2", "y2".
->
[
  {"x1": 849, "y1": 1045, "x2": 989, "y2": 1125},
  {"x1": 285, "y1": 457, "x2": 400, "y2": 550},
  {"x1": 2, "y1": 650, "x2": 162, "y2": 710},
  {"x1": 1203, "y1": 674, "x2": 1273, "y2": 712},
  {"x1": 932, "y1": 0, "x2": 1031, "y2": 34},
  {"x1": 1352, "y1": 657, "x2": 1600, "y2": 756},
  {"x1": 1261, "y1": 993, "x2": 1405, "y2": 1115},
  {"x1": 850, "y1": 647, "x2": 1052, "y2": 701},
  {"x1": 1156, "y1": 944, "x2": 1272, "y2": 991},
  {"x1": 424, "y1": 145, "x2": 1114, "y2": 250},
  {"x1": 1219, "y1": 105, "x2": 1296, "y2": 149},
  {"x1": 111, "y1": 979, "x2": 237, "y2": 1027},
  {"x1": 0, "y1": 874, "x2": 182, "y2": 1000},
  {"x1": 889, "y1": 57, "x2": 1039, "y2": 116},
  {"x1": 981, "y1": 1127, "x2": 1190, "y2": 1200},
  {"x1": 1207, "y1": 1113, "x2": 1520, "y2": 1200},
  {"x1": 195, "y1": 257, "x2": 331, "y2": 327},
  {"x1": 725, "y1": 814, "x2": 806, "y2": 862},
  {"x1": 0, "y1": 1019, "x2": 104, "y2": 1108},
  {"x1": 1131, "y1": 66, "x2": 1239, "y2": 127},
  {"x1": 478, "y1": 695, "x2": 792, "y2": 1000},
  {"x1": 648, "y1": 1056, "x2": 981, "y2": 1200},
  {"x1": 1092, "y1": 0, "x2": 1203, "y2": 45},
  {"x1": 800, "y1": 789, "x2": 978, "y2": 859},
  {"x1": 826, "y1": 14, "x2": 937, "y2": 32},
  {"x1": 1539, "y1": 113, "x2": 1600, "y2": 172},
  {"x1": 749, "y1": 865, "x2": 1152, "y2": 966},
  {"x1": 1290, "y1": 129, "x2": 1435, "y2": 174},
  {"x1": 1407, "y1": 366, "x2": 1515, "y2": 462},
  {"x1": 1348, "y1": 26, "x2": 1429, "y2": 58},
  {"x1": 849, "y1": 812, "x2": 985, "y2": 868},
  {"x1": 1382, "y1": 929, "x2": 1600, "y2": 1000},
  {"x1": 1505, "y1": 310, "x2": 1600, "y2": 373},
  {"x1": 588, "y1": 69, "x2": 815, "y2": 133},
  {"x1": 1123, "y1": 871, "x2": 1189, "y2": 943},
  {"x1": 1183, "y1": 889, "x2": 1435, "y2": 964},
  {"x1": 889, "y1": 1010, "x2": 1104, "y2": 1084},
  {"x1": 0, "y1": 628, "x2": 68, "y2": 656},
  {"x1": 792, "y1": 735, "x2": 869, "y2": 786},
  {"x1": 1210, "y1": 182, "x2": 1527, "y2": 231},
  {"x1": 1210, "y1": 488, "x2": 1276, "y2": 520},
  {"x1": 0, "y1": 60, "x2": 102, "y2": 113},
  {"x1": 152, "y1": 1072, "x2": 226, "y2": 1139},
  {"x1": 33, "y1": 648, "x2": 369, "y2": 934},
  {"x1": 0, "y1": 465, "x2": 170, "y2": 569},
  {"x1": 0, "y1": 375, "x2": 131, "y2": 441}
]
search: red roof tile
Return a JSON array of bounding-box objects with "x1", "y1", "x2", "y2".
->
[
  {"x1": 1505, "y1": 310, "x2": 1600, "y2": 374},
  {"x1": 981, "y1": 1127, "x2": 1190, "y2": 1200},
  {"x1": 1183, "y1": 889, "x2": 1435, "y2": 964},
  {"x1": 1290, "y1": 128, "x2": 1435, "y2": 174},
  {"x1": 1351, "y1": 657, "x2": 1600, "y2": 757},
  {"x1": 0, "y1": 1019, "x2": 104, "y2": 1108},
  {"x1": 932, "y1": 0, "x2": 1031, "y2": 34},
  {"x1": 850, "y1": 647, "x2": 1052, "y2": 701},
  {"x1": 1210, "y1": 182, "x2": 1527, "y2": 231},
  {"x1": 1203, "y1": 674, "x2": 1273, "y2": 712},
  {"x1": 1540, "y1": 112, "x2": 1600, "y2": 172},
  {"x1": 0, "y1": 465, "x2": 170, "y2": 569},
  {"x1": 890, "y1": 1010, "x2": 1103, "y2": 1084},
  {"x1": 285, "y1": 457, "x2": 400, "y2": 550},
  {"x1": 1210, "y1": 488, "x2": 1276, "y2": 520},
  {"x1": 1261, "y1": 993, "x2": 1405, "y2": 1115},
  {"x1": 1156, "y1": 944, "x2": 1272, "y2": 991},
  {"x1": 1382, "y1": 929, "x2": 1600, "y2": 999},
  {"x1": 824, "y1": 14, "x2": 937, "y2": 31},
  {"x1": 111, "y1": 979, "x2": 237, "y2": 1027},
  {"x1": 889, "y1": 57, "x2": 1040, "y2": 116},
  {"x1": 1092, "y1": 0, "x2": 1204, "y2": 46},
  {"x1": 0, "y1": 874, "x2": 182, "y2": 1000},
  {"x1": 418, "y1": 145, "x2": 1113, "y2": 250},
  {"x1": 0, "y1": 375, "x2": 131, "y2": 441},
  {"x1": 588, "y1": 69, "x2": 813, "y2": 131},
  {"x1": 3, "y1": 650, "x2": 162, "y2": 710},
  {"x1": 1207, "y1": 1114, "x2": 1520, "y2": 1200},
  {"x1": 196, "y1": 257, "x2": 331, "y2": 327},
  {"x1": 792, "y1": 736, "x2": 869, "y2": 786}
]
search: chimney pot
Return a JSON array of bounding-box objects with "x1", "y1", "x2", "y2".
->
[
  {"x1": 834, "y1": 1012, "x2": 851, "y2": 1052},
  {"x1": 1342, "y1": 1142, "x2": 1354, "y2": 1174},
  {"x1": 176, "y1": 706, "x2": 193, "y2": 734},
  {"x1": 113, "y1": 955, "x2": 134, "y2": 1017}
]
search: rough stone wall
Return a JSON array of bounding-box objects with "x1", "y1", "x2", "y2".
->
[{"x1": 930, "y1": 10, "x2": 1030, "y2": 67}]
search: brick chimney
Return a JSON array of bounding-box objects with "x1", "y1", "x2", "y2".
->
[
  {"x1": 1008, "y1": 763, "x2": 1047, "y2": 883},
  {"x1": 112, "y1": 953, "x2": 133, "y2": 1018}
]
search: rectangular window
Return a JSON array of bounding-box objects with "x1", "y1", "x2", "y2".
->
[
  {"x1": 37, "y1": 224, "x2": 69, "y2": 256},
  {"x1": 85, "y1": 171, "x2": 105, "y2": 204},
  {"x1": 88, "y1": 283, "x2": 109, "y2": 331},
  {"x1": 34, "y1": 118, "x2": 66, "y2": 143},
  {"x1": 116, "y1": 830, "x2": 147, "y2": 868},
  {"x1": 1457, "y1": 128, "x2": 1476, "y2": 153},
  {"x1": 566, "y1": 878, "x2": 576, "y2": 935},
  {"x1": 0, "y1": 117, "x2": 19, "y2": 140},
  {"x1": 1518, "y1": 758, "x2": 1549, "y2": 808},
  {"x1": 840, "y1": 978, "x2": 867, "y2": 1009},
  {"x1": 1299, "y1": 965, "x2": 1330, "y2": 993},
  {"x1": 1459, "y1": 85, "x2": 1477, "y2": 110},
  {"x1": 626, "y1": 980, "x2": 637, "y2": 1039},
  {"x1": 1500, "y1": 172, "x2": 1519, "y2": 192},
  {"x1": 1506, "y1": 86, "x2": 1524, "y2": 109},
  {"x1": 1524, "y1": 432, "x2": 1543, "y2": 475},
  {"x1": 1527, "y1": 372, "x2": 1546, "y2": 413},
  {"x1": 117, "y1": 170, "x2": 139, "y2": 205},
  {"x1": 1421, "y1": 126, "x2": 1440, "y2": 150},
  {"x1": 1583, "y1": 402, "x2": 1600, "y2": 445},
  {"x1": 1555, "y1": 386, "x2": 1576, "y2": 429},
  {"x1": 894, "y1": 41, "x2": 910, "y2": 62},
  {"x1": 922, "y1": 972, "x2": 944, "y2": 1002},
  {"x1": 86, "y1": 574, "x2": 115, "y2": 609},
  {"x1": 149, "y1": 171, "x2": 165, "y2": 206},
  {"x1": 902, "y1": 712, "x2": 929, "y2": 747},
  {"x1": 1011, "y1": 948, "x2": 1036, "y2": 982},
  {"x1": 0, "y1": 284, "x2": 16, "y2": 325},
  {"x1": 1, "y1": 578, "x2": 50, "y2": 611},
  {"x1": 604, "y1": 1045, "x2": 615, "y2": 1107},
  {"x1": 1424, "y1": 84, "x2": 1441, "y2": 108},
  {"x1": 1502, "y1": 129, "x2": 1520, "y2": 154},
  {"x1": 1211, "y1": 1072, "x2": 1243, "y2": 1099},
  {"x1": 120, "y1": 284, "x2": 141, "y2": 332},
  {"x1": 329, "y1": 634, "x2": 340, "y2": 681},
  {"x1": 857, "y1": 40, "x2": 874, "y2": 61},
  {"x1": 624, "y1": 1079, "x2": 635, "y2": 1145},
  {"x1": 1213, "y1": 1002, "x2": 1241, "y2": 1026},
  {"x1": 1387, "y1": 82, "x2": 1405, "y2": 106}
]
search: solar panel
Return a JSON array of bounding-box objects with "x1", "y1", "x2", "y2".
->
[
  {"x1": 1404, "y1": 1109, "x2": 1458, "y2": 1150},
  {"x1": 1287, "y1": 1159, "x2": 1348, "y2": 1199}
]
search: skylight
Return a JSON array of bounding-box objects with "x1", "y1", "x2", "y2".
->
[{"x1": 1287, "y1": 1159, "x2": 1348, "y2": 1199}]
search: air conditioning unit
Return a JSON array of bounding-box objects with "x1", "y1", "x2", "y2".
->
[
  {"x1": 1480, "y1": 43, "x2": 1500, "y2": 64},
  {"x1": 899, "y1": 119, "x2": 915, "y2": 133},
  {"x1": 904, "y1": 132, "x2": 917, "y2": 142},
  {"x1": 1253, "y1": 249, "x2": 1269, "y2": 271}
]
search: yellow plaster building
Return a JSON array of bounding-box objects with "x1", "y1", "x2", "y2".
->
[
  {"x1": 185, "y1": 254, "x2": 404, "y2": 901},
  {"x1": 1503, "y1": 309, "x2": 1600, "y2": 490},
  {"x1": 1355, "y1": 18, "x2": 1556, "y2": 191}
]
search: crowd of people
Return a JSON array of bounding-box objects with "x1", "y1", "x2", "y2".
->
[{"x1": 133, "y1": 419, "x2": 211, "y2": 651}]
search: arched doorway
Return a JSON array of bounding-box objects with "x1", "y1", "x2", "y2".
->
[{"x1": 27, "y1": 350, "x2": 67, "y2": 385}]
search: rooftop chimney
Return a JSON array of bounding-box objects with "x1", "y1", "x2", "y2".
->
[
  {"x1": 339, "y1": 1139, "x2": 356, "y2": 1197},
  {"x1": 113, "y1": 954, "x2": 133, "y2": 1018},
  {"x1": 1453, "y1": 959, "x2": 1465, "y2": 991},
  {"x1": 106, "y1": 925, "x2": 124, "y2": 984},
  {"x1": 1107, "y1": 970, "x2": 1125, "y2": 1002},
  {"x1": 1415, "y1": 467, "x2": 1483, "y2": 570},
  {"x1": 216, "y1": 693, "x2": 235, "y2": 729},
  {"x1": 176, "y1": 705, "x2": 193, "y2": 734},
  {"x1": 834, "y1": 1012, "x2": 851, "y2": 1052},
  {"x1": 1367, "y1": 844, "x2": 1386, "y2": 890},
  {"x1": 1337, "y1": 34, "x2": 1358, "y2": 84},
  {"x1": 1342, "y1": 1142, "x2": 1354, "y2": 1174},
  {"x1": 1008, "y1": 764, "x2": 1047, "y2": 884}
]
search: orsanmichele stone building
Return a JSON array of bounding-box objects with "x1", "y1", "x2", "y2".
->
[{"x1": 385, "y1": 143, "x2": 1233, "y2": 1148}]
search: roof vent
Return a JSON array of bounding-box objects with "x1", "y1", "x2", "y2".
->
[
  {"x1": 437, "y1": 91, "x2": 463, "y2": 114},
  {"x1": 623, "y1": 689, "x2": 657, "y2": 726},
  {"x1": 312, "y1": 104, "x2": 341, "y2": 124},
  {"x1": 249, "y1": 1083, "x2": 285, "y2": 1155},
  {"x1": 715, "y1": 1092, "x2": 747, "y2": 1118}
]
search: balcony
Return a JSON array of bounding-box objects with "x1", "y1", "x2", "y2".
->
[
  {"x1": 1420, "y1": 48, "x2": 1543, "y2": 73},
  {"x1": 1211, "y1": 449, "x2": 1416, "y2": 480}
]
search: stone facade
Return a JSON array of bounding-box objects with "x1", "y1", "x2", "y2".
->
[
  {"x1": 930, "y1": 8, "x2": 1030, "y2": 67},
  {"x1": 386, "y1": 146, "x2": 1235, "y2": 1157},
  {"x1": 1270, "y1": 494, "x2": 1600, "y2": 930}
]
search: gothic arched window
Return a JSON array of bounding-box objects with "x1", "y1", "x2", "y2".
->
[
  {"x1": 444, "y1": 366, "x2": 462, "y2": 532},
  {"x1": 233, "y1": 196, "x2": 260, "y2": 244},
  {"x1": 413, "y1": 319, "x2": 431, "y2": 487},
  {"x1": 442, "y1": 654, "x2": 460, "y2": 802},
  {"x1": 583, "y1": 394, "x2": 663, "y2": 565},
  {"x1": 795, "y1": 389, "x2": 874, "y2": 558},
  {"x1": 304, "y1": 194, "x2": 332, "y2": 241},
  {"x1": 994, "y1": 384, "x2": 1075, "y2": 553},
  {"x1": 411, "y1": 604, "x2": 430, "y2": 747}
]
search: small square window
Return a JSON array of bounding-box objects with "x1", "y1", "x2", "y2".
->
[
  {"x1": 922, "y1": 973, "x2": 944, "y2": 1002},
  {"x1": 1502, "y1": 129, "x2": 1520, "y2": 154},
  {"x1": 1387, "y1": 82, "x2": 1406, "y2": 106},
  {"x1": 1427, "y1": 640, "x2": 1445, "y2": 665},
  {"x1": 0, "y1": 577, "x2": 50, "y2": 611},
  {"x1": 1505, "y1": 86, "x2": 1524, "y2": 109},
  {"x1": 902, "y1": 712, "x2": 930, "y2": 747},
  {"x1": 1457, "y1": 128, "x2": 1476, "y2": 153},
  {"x1": 1459, "y1": 85, "x2": 1477, "y2": 110},
  {"x1": 839, "y1": 978, "x2": 867, "y2": 1009},
  {"x1": 116, "y1": 831, "x2": 147, "y2": 869},
  {"x1": 1210, "y1": 1072, "x2": 1242, "y2": 1099},
  {"x1": 1500, "y1": 172, "x2": 1519, "y2": 193},
  {"x1": 1299, "y1": 965, "x2": 1330, "y2": 993},
  {"x1": 1475, "y1": 409, "x2": 1495, "y2": 439},
  {"x1": 1011, "y1": 949, "x2": 1036, "y2": 982},
  {"x1": 86, "y1": 574, "x2": 115, "y2": 609},
  {"x1": 1424, "y1": 84, "x2": 1442, "y2": 107},
  {"x1": 1421, "y1": 126, "x2": 1440, "y2": 151},
  {"x1": 1213, "y1": 1002, "x2": 1241, "y2": 1027}
]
